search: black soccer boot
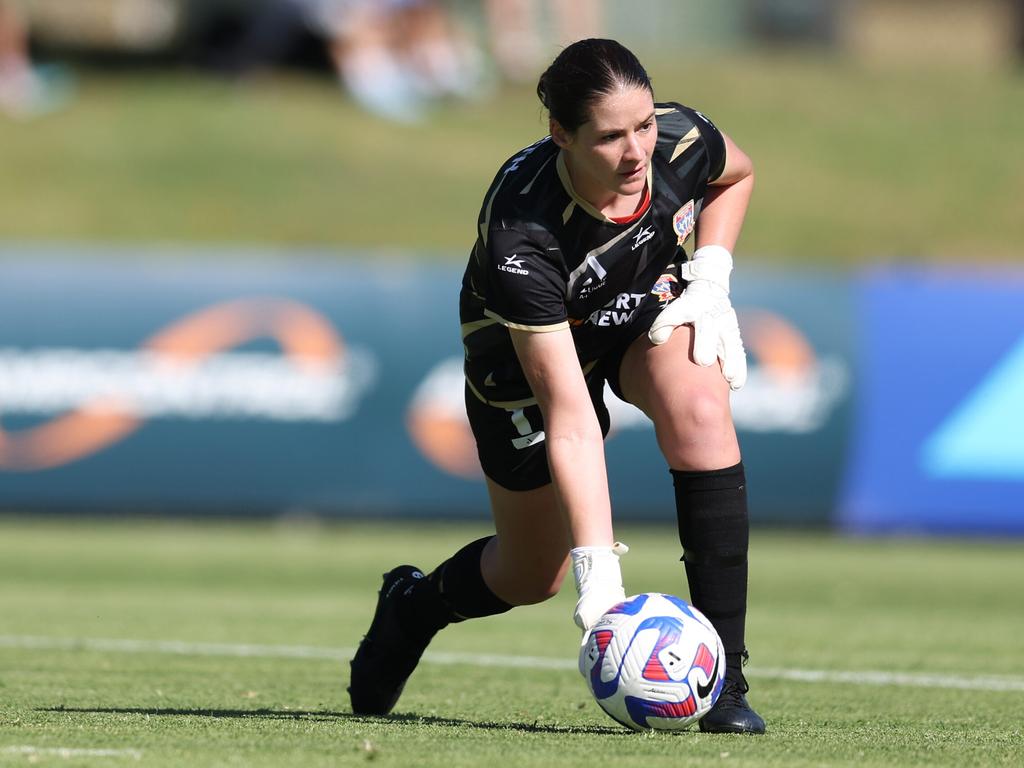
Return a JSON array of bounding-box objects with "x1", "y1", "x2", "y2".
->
[
  {"x1": 698, "y1": 667, "x2": 766, "y2": 734},
  {"x1": 348, "y1": 565, "x2": 449, "y2": 716}
]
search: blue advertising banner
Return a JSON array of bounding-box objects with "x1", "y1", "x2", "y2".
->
[
  {"x1": 0, "y1": 247, "x2": 853, "y2": 523},
  {"x1": 0, "y1": 251, "x2": 485, "y2": 515},
  {"x1": 839, "y1": 267, "x2": 1024, "y2": 535}
]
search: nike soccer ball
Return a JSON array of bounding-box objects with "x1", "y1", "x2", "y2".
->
[{"x1": 579, "y1": 593, "x2": 725, "y2": 731}]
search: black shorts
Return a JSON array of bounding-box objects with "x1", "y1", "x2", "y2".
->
[{"x1": 465, "y1": 294, "x2": 667, "y2": 492}]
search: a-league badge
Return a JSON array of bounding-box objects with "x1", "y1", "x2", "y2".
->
[{"x1": 672, "y1": 200, "x2": 695, "y2": 245}]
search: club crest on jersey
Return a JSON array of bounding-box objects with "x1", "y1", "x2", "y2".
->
[
  {"x1": 650, "y1": 273, "x2": 681, "y2": 304},
  {"x1": 673, "y1": 200, "x2": 695, "y2": 245}
]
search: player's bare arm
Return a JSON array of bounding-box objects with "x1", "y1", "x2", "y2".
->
[
  {"x1": 510, "y1": 326, "x2": 629, "y2": 632},
  {"x1": 698, "y1": 132, "x2": 754, "y2": 253},
  {"x1": 509, "y1": 325, "x2": 612, "y2": 548}
]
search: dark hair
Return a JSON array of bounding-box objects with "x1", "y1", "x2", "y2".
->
[{"x1": 536, "y1": 39, "x2": 653, "y2": 133}]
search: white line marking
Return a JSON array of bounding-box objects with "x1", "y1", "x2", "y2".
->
[
  {"x1": 2, "y1": 635, "x2": 1023, "y2": 693},
  {"x1": 751, "y1": 667, "x2": 1024, "y2": 692},
  {"x1": 2, "y1": 745, "x2": 142, "y2": 759}
]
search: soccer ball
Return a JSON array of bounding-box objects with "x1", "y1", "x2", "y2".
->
[{"x1": 579, "y1": 593, "x2": 725, "y2": 731}]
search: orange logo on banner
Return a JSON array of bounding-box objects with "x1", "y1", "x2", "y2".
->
[
  {"x1": 738, "y1": 309, "x2": 817, "y2": 379},
  {"x1": 0, "y1": 298, "x2": 344, "y2": 472},
  {"x1": 405, "y1": 359, "x2": 483, "y2": 480},
  {"x1": 407, "y1": 405, "x2": 483, "y2": 480}
]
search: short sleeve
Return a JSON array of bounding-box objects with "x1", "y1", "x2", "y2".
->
[
  {"x1": 686, "y1": 107, "x2": 727, "y2": 183},
  {"x1": 482, "y1": 228, "x2": 568, "y2": 332}
]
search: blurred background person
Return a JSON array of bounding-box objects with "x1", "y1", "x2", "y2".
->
[
  {"x1": 484, "y1": 0, "x2": 602, "y2": 83},
  {"x1": 0, "y1": 0, "x2": 72, "y2": 118},
  {"x1": 311, "y1": 0, "x2": 486, "y2": 122},
  {"x1": 196, "y1": 0, "x2": 486, "y2": 123}
]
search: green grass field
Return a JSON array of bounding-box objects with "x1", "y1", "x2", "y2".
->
[
  {"x1": 1, "y1": 53, "x2": 1022, "y2": 264},
  {"x1": 1, "y1": 517, "x2": 1022, "y2": 767}
]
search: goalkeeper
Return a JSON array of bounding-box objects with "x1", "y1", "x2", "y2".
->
[{"x1": 349, "y1": 38, "x2": 764, "y2": 734}]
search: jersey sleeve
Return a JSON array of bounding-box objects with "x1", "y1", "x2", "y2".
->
[
  {"x1": 687, "y1": 107, "x2": 727, "y2": 182},
  {"x1": 481, "y1": 227, "x2": 568, "y2": 332},
  {"x1": 656, "y1": 102, "x2": 728, "y2": 183}
]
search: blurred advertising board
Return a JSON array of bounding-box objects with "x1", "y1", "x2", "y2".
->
[
  {"x1": 0, "y1": 248, "x2": 852, "y2": 523},
  {"x1": 839, "y1": 268, "x2": 1024, "y2": 535}
]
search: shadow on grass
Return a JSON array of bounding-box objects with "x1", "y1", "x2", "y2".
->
[{"x1": 39, "y1": 706, "x2": 625, "y2": 735}]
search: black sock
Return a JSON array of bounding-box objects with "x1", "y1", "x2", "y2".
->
[
  {"x1": 428, "y1": 536, "x2": 513, "y2": 623},
  {"x1": 724, "y1": 650, "x2": 750, "y2": 689},
  {"x1": 671, "y1": 462, "x2": 749, "y2": 681}
]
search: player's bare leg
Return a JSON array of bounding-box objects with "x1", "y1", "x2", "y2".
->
[
  {"x1": 349, "y1": 478, "x2": 567, "y2": 715},
  {"x1": 618, "y1": 325, "x2": 765, "y2": 734},
  {"x1": 479, "y1": 478, "x2": 570, "y2": 605}
]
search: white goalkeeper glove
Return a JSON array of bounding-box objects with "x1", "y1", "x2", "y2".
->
[
  {"x1": 571, "y1": 542, "x2": 629, "y2": 634},
  {"x1": 647, "y1": 245, "x2": 748, "y2": 391}
]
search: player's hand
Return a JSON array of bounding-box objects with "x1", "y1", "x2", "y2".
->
[
  {"x1": 570, "y1": 542, "x2": 629, "y2": 633},
  {"x1": 647, "y1": 245, "x2": 747, "y2": 391}
]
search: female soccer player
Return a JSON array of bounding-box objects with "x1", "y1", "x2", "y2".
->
[{"x1": 349, "y1": 38, "x2": 764, "y2": 734}]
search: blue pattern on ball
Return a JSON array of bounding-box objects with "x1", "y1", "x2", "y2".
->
[
  {"x1": 605, "y1": 593, "x2": 650, "y2": 615},
  {"x1": 662, "y1": 593, "x2": 697, "y2": 619}
]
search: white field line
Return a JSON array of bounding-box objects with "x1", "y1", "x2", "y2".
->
[
  {"x1": 2, "y1": 634, "x2": 1024, "y2": 693},
  {"x1": 2, "y1": 745, "x2": 141, "y2": 759}
]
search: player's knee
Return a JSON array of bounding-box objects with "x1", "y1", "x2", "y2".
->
[
  {"x1": 505, "y1": 565, "x2": 567, "y2": 606},
  {"x1": 673, "y1": 389, "x2": 731, "y2": 435},
  {"x1": 656, "y1": 390, "x2": 734, "y2": 466}
]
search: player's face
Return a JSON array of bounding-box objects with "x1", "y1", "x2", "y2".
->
[{"x1": 555, "y1": 86, "x2": 657, "y2": 208}]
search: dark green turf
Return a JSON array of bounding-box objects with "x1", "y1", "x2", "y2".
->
[{"x1": 1, "y1": 518, "x2": 1022, "y2": 766}]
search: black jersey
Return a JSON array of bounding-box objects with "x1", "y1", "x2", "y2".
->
[{"x1": 460, "y1": 102, "x2": 727, "y2": 407}]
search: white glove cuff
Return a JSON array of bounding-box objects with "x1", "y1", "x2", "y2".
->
[
  {"x1": 571, "y1": 542, "x2": 628, "y2": 601},
  {"x1": 683, "y1": 245, "x2": 733, "y2": 293}
]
